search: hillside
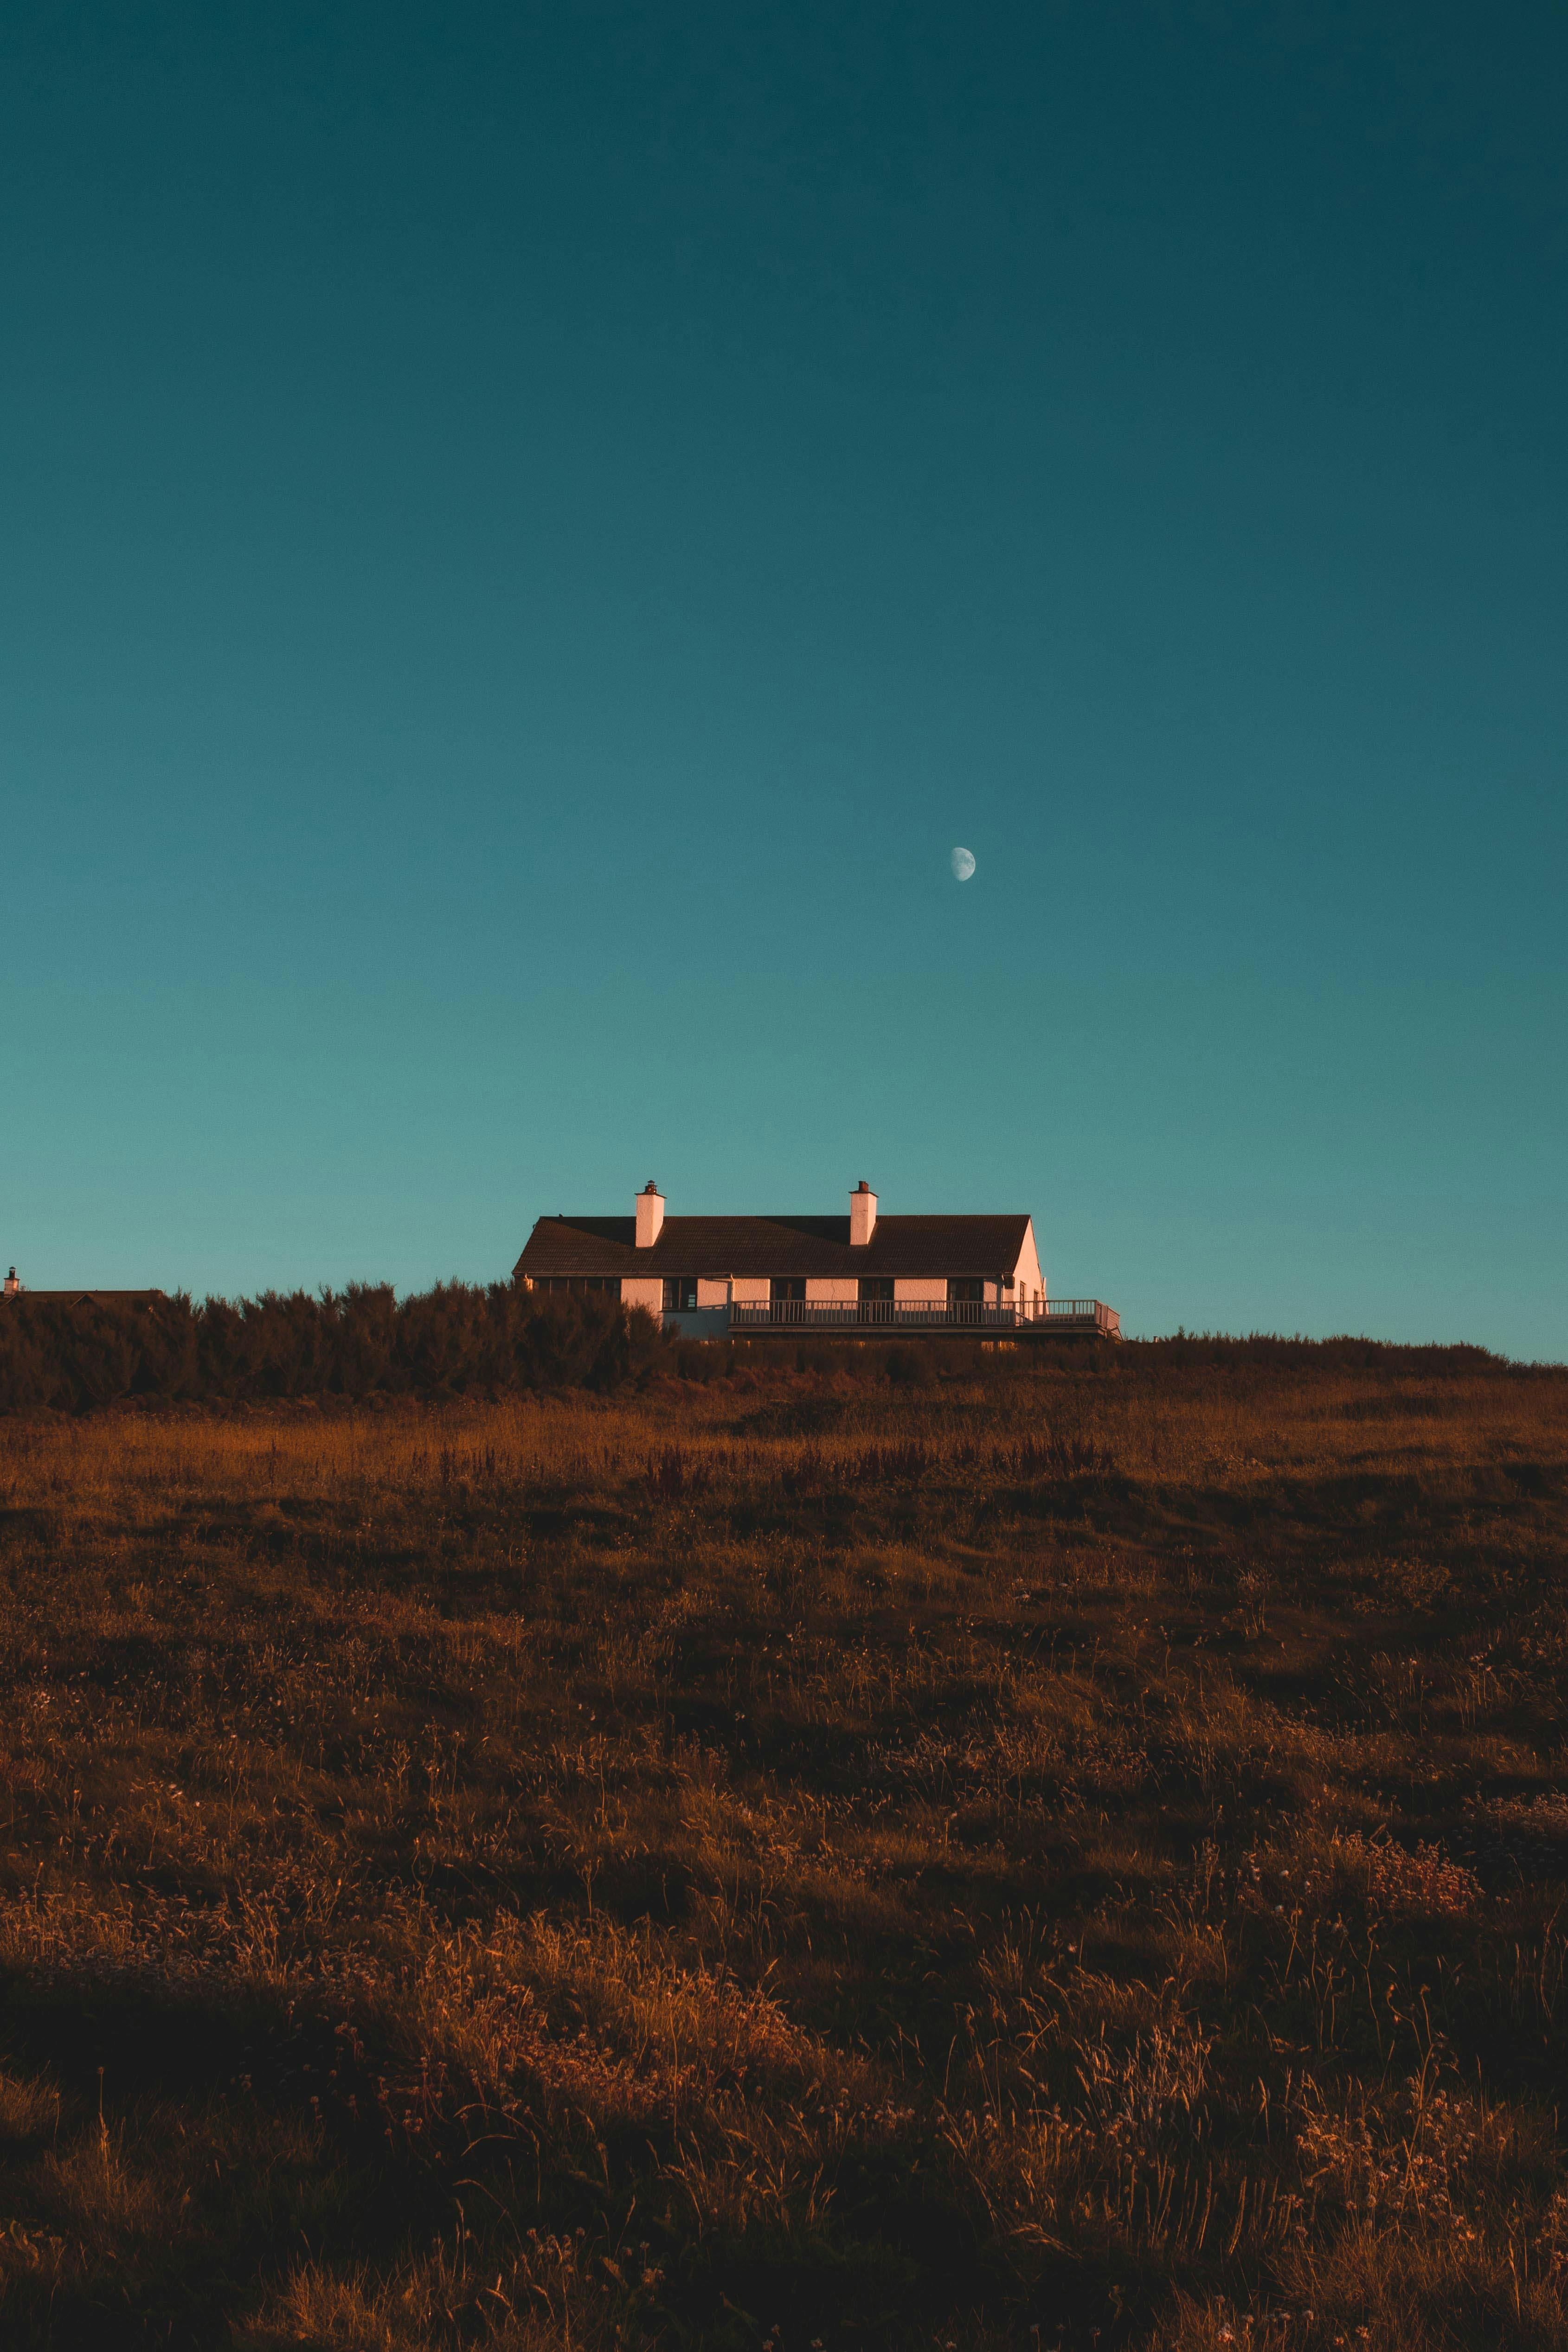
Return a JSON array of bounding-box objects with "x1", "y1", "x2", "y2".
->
[{"x1": 2, "y1": 1341, "x2": 1567, "y2": 2349}]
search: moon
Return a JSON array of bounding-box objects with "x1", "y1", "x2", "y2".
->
[{"x1": 950, "y1": 846, "x2": 976, "y2": 882}]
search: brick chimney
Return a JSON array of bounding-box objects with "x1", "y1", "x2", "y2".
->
[
  {"x1": 849, "y1": 1181, "x2": 877, "y2": 1247},
  {"x1": 635, "y1": 1182, "x2": 665, "y2": 1248}
]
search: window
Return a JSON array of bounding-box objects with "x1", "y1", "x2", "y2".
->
[
  {"x1": 536, "y1": 1276, "x2": 620, "y2": 1297},
  {"x1": 857, "y1": 1277, "x2": 893, "y2": 1322},
  {"x1": 769, "y1": 1276, "x2": 806, "y2": 1321},
  {"x1": 947, "y1": 1278, "x2": 983, "y2": 1318},
  {"x1": 662, "y1": 1277, "x2": 698, "y2": 1312}
]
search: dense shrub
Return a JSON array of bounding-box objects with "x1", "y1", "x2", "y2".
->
[
  {"x1": 1131, "y1": 1332, "x2": 1523, "y2": 1378},
  {"x1": 0, "y1": 1283, "x2": 667, "y2": 1414}
]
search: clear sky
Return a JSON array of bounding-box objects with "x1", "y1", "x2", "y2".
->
[{"x1": 1, "y1": 2, "x2": 1563, "y2": 1353}]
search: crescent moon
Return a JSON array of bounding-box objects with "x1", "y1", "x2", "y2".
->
[{"x1": 950, "y1": 846, "x2": 976, "y2": 881}]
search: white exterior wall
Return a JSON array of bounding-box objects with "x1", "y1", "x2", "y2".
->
[
  {"x1": 653, "y1": 1275, "x2": 733, "y2": 1340},
  {"x1": 1010, "y1": 1219, "x2": 1046, "y2": 1306},
  {"x1": 613, "y1": 1237, "x2": 1046, "y2": 1317}
]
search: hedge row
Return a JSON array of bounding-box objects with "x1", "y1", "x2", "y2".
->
[{"x1": 0, "y1": 1283, "x2": 668, "y2": 1413}]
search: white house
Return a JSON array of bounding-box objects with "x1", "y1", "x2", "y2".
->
[{"x1": 514, "y1": 1184, "x2": 1119, "y2": 1339}]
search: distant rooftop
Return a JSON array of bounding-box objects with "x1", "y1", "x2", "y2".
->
[{"x1": 2, "y1": 1268, "x2": 165, "y2": 1306}]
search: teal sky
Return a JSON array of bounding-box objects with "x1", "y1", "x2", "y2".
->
[{"x1": 2, "y1": 2, "x2": 1564, "y2": 1352}]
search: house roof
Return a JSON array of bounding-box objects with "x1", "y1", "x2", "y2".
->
[
  {"x1": 514, "y1": 1214, "x2": 1034, "y2": 1282},
  {"x1": 2, "y1": 1290, "x2": 167, "y2": 1306}
]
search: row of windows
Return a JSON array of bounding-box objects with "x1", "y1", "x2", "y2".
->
[
  {"x1": 665, "y1": 1277, "x2": 987, "y2": 1309},
  {"x1": 538, "y1": 1276, "x2": 995, "y2": 1307}
]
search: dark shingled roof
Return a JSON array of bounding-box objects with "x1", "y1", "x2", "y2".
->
[
  {"x1": 514, "y1": 1215, "x2": 1033, "y2": 1282},
  {"x1": 2, "y1": 1291, "x2": 167, "y2": 1306}
]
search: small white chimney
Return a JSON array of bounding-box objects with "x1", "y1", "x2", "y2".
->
[
  {"x1": 3, "y1": 1267, "x2": 19, "y2": 1297},
  {"x1": 849, "y1": 1181, "x2": 877, "y2": 1247},
  {"x1": 635, "y1": 1182, "x2": 665, "y2": 1248}
]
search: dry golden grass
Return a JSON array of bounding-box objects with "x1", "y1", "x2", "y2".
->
[{"x1": 2, "y1": 1343, "x2": 1568, "y2": 2349}]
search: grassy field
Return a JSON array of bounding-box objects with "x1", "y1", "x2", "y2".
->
[{"x1": 2, "y1": 1340, "x2": 1568, "y2": 2350}]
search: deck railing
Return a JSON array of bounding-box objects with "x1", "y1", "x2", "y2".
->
[
  {"x1": 1034, "y1": 1298, "x2": 1121, "y2": 1335},
  {"x1": 726, "y1": 1298, "x2": 1120, "y2": 1337}
]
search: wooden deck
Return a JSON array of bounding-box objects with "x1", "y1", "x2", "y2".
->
[{"x1": 726, "y1": 1298, "x2": 1121, "y2": 1340}]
